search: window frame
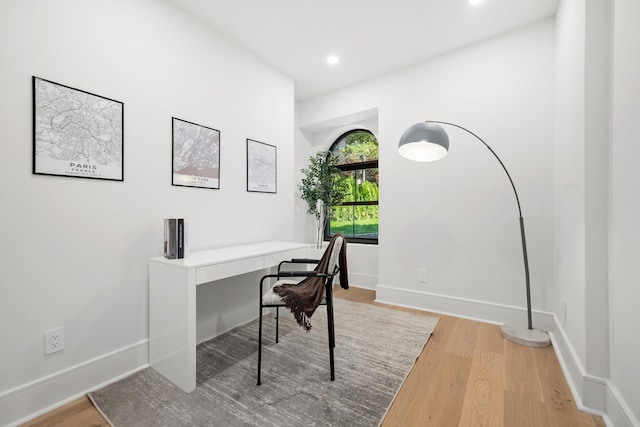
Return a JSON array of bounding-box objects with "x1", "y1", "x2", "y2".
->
[{"x1": 325, "y1": 130, "x2": 379, "y2": 245}]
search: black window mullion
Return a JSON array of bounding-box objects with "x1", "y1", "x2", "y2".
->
[
  {"x1": 341, "y1": 201, "x2": 378, "y2": 206},
  {"x1": 337, "y1": 160, "x2": 378, "y2": 172}
]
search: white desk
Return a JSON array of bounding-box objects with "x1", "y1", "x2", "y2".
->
[{"x1": 149, "y1": 241, "x2": 308, "y2": 392}]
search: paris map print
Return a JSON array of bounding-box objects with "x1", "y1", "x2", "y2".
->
[{"x1": 33, "y1": 77, "x2": 123, "y2": 181}]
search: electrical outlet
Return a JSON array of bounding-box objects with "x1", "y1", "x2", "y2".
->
[
  {"x1": 562, "y1": 299, "x2": 567, "y2": 320},
  {"x1": 45, "y1": 327, "x2": 64, "y2": 355},
  {"x1": 418, "y1": 268, "x2": 427, "y2": 283}
]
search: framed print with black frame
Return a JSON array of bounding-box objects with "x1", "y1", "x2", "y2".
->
[
  {"x1": 32, "y1": 76, "x2": 124, "y2": 181},
  {"x1": 246, "y1": 139, "x2": 276, "y2": 193},
  {"x1": 172, "y1": 117, "x2": 220, "y2": 189}
]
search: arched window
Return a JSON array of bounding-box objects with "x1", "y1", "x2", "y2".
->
[{"x1": 326, "y1": 129, "x2": 379, "y2": 244}]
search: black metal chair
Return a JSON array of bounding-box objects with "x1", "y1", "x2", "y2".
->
[{"x1": 257, "y1": 236, "x2": 344, "y2": 386}]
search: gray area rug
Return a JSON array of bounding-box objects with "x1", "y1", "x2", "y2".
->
[{"x1": 90, "y1": 298, "x2": 438, "y2": 427}]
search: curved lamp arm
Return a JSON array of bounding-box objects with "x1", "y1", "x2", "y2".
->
[
  {"x1": 426, "y1": 121, "x2": 532, "y2": 330},
  {"x1": 426, "y1": 121, "x2": 523, "y2": 217},
  {"x1": 399, "y1": 119, "x2": 539, "y2": 334}
]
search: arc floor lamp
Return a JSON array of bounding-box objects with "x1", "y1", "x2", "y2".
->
[{"x1": 398, "y1": 120, "x2": 550, "y2": 347}]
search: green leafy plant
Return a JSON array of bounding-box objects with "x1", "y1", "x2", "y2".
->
[{"x1": 299, "y1": 151, "x2": 349, "y2": 246}]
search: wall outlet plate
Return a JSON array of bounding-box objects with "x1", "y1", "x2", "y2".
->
[
  {"x1": 418, "y1": 268, "x2": 427, "y2": 283},
  {"x1": 45, "y1": 327, "x2": 64, "y2": 355}
]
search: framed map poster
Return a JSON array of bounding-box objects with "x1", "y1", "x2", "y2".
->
[
  {"x1": 32, "y1": 76, "x2": 124, "y2": 181},
  {"x1": 246, "y1": 139, "x2": 276, "y2": 193},
  {"x1": 172, "y1": 117, "x2": 220, "y2": 189}
]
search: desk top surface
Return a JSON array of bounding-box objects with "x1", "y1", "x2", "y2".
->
[{"x1": 149, "y1": 241, "x2": 309, "y2": 268}]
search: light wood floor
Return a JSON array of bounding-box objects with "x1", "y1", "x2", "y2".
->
[
  {"x1": 22, "y1": 287, "x2": 604, "y2": 427},
  {"x1": 338, "y1": 288, "x2": 605, "y2": 427}
]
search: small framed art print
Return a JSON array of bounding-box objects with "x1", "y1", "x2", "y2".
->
[
  {"x1": 172, "y1": 117, "x2": 220, "y2": 189},
  {"x1": 246, "y1": 139, "x2": 276, "y2": 193}
]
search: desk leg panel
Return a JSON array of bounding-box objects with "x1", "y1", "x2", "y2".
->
[{"x1": 149, "y1": 262, "x2": 197, "y2": 392}]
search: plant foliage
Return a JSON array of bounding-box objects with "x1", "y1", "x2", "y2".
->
[{"x1": 298, "y1": 151, "x2": 349, "y2": 220}]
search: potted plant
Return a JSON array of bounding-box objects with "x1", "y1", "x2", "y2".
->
[{"x1": 299, "y1": 151, "x2": 348, "y2": 248}]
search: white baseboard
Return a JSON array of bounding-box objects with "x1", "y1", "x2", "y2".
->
[
  {"x1": 551, "y1": 318, "x2": 639, "y2": 427},
  {"x1": 605, "y1": 383, "x2": 640, "y2": 427},
  {"x1": 549, "y1": 321, "x2": 607, "y2": 414},
  {"x1": 375, "y1": 285, "x2": 555, "y2": 331},
  {"x1": 1, "y1": 339, "x2": 148, "y2": 427},
  {"x1": 347, "y1": 272, "x2": 377, "y2": 290}
]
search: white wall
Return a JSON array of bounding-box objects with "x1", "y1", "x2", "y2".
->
[
  {"x1": 553, "y1": 0, "x2": 588, "y2": 371},
  {"x1": 294, "y1": 103, "x2": 318, "y2": 244},
  {"x1": 583, "y1": 0, "x2": 611, "y2": 383},
  {"x1": 547, "y1": 0, "x2": 640, "y2": 423},
  {"x1": 0, "y1": 0, "x2": 294, "y2": 424},
  {"x1": 553, "y1": 0, "x2": 612, "y2": 391},
  {"x1": 298, "y1": 19, "x2": 556, "y2": 324},
  {"x1": 609, "y1": 0, "x2": 640, "y2": 424},
  {"x1": 552, "y1": 0, "x2": 623, "y2": 418}
]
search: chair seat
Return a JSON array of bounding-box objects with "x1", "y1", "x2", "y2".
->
[{"x1": 262, "y1": 279, "x2": 326, "y2": 306}]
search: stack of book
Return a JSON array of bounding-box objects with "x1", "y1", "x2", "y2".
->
[{"x1": 164, "y1": 218, "x2": 185, "y2": 259}]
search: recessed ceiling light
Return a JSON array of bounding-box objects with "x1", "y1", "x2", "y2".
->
[
  {"x1": 327, "y1": 55, "x2": 339, "y2": 65},
  {"x1": 470, "y1": 0, "x2": 484, "y2": 4}
]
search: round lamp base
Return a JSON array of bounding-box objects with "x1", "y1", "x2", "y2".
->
[{"x1": 500, "y1": 323, "x2": 551, "y2": 348}]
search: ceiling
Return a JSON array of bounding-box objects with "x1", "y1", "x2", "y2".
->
[{"x1": 168, "y1": 0, "x2": 558, "y2": 101}]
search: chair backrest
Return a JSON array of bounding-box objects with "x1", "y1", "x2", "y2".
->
[{"x1": 327, "y1": 235, "x2": 343, "y2": 275}]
